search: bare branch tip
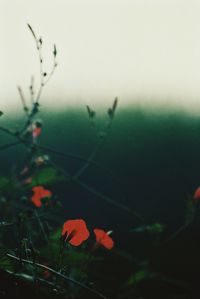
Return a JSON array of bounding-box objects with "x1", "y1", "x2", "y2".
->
[{"x1": 27, "y1": 23, "x2": 36, "y2": 39}]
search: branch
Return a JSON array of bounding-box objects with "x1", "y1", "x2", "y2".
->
[
  {"x1": 0, "y1": 141, "x2": 21, "y2": 151},
  {"x1": 7, "y1": 253, "x2": 107, "y2": 299},
  {"x1": 74, "y1": 178, "x2": 145, "y2": 222}
]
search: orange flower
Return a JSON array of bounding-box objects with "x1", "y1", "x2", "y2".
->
[
  {"x1": 62, "y1": 219, "x2": 90, "y2": 246},
  {"x1": 93, "y1": 228, "x2": 114, "y2": 250},
  {"x1": 193, "y1": 186, "x2": 200, "y2": 202},
  {"x1": 31, "y1": 186, "x2": 52, "y2": 207}
]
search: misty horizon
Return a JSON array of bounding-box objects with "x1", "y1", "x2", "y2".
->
[{"x1": 1, "y1": 0, "x2": 200, "y2": 113}]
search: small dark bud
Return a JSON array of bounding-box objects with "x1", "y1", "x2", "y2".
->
[
  {"x1": 107, "y1": 108, "x2": 113, "y2": 118},
  {"x1": 35, "y1": 122, "x2": 42, "y2": 128},
  {"x1": 43, "y1": 72, "x2": 47, "y2": 77},
  {"x1": 86, "y1": 105, "x2": 96, "y2": 119},
  {"x1": 112, "y1": 97, "x2": 118, "y2": 112},
  {"x1": 39, "y1": 37, "x2": 43, "y2": 45},
  {"x1": 53, "y1": 44, "x2": 57, "y2": 57}
]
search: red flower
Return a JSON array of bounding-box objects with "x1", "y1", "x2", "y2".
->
[
  {"x1": 62, "y1": 219, "x2": 90, "y2": 246},
  {"x1": 31, "y1": 186, "x2": 52, "y2": 207},
  {"x1": 93, "y1": 228, "x2": 114, "y2": 250},
  {"x1": 32, "y1": 127, "x2": 42, "y2": 138},
  {"x1": 193, "y1": 187, "x2": 200, "y2": 202}
]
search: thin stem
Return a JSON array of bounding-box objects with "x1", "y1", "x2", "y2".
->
[
  {"x1": 164, "y1": 223, "x2": 191, "y2": 244},
  {"x1": 39, "y1": 144, "x2": 120, "y2": 182},
  {"x1": 73, "y1": 140, "x2": 102, "y2": 180},
  {"x1": 74, "y1": 178, "x2": 145, "y2": 222},
  {"x1": 43, "y1": 58, "x2": 57, "y2": 87},
  {"x1": 7, "y1": 253, "x2": 107, "y2": 299},
  {"x1": 29, "y1": 76, "x2": 35, "y2": 105},
  {"x1": 0, "y1": 141, "x2": 21, "y2": 151},
  {"x1": 0, "y1": 125, "x2": 144, "y2": 221},
  {"x1": 0, "y1": 124, "x2": 122, "y2": 185},
  {"x1": 0, "y1": 125, "x2": 18, "y2": 136},
  {"x1": 47, "y1": 156, "x2": 144, "y2": 222},
  {"x1": 34, "y1": 210, "x2": 49, "y2": 243},
  {"x1": 73, "y1": 117, "x2": 113, "y2": 180},
  {"x1": 17, "y1": 86, "x2": 29, "y2": 116}
]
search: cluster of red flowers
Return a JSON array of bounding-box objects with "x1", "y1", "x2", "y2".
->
[
  {"x1": 62, "y1": 219, "x2": 114, "y2": 250},
  {"x1": 30, "y1": 187, "x2": 114, "y2": 249}
]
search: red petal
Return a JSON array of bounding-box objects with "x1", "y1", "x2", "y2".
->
[
  {"x1": 32, "y1": 127, "x2": 41, "y2": 138},
  {"x1": 41, "y1": 189, "x2": 52, "y2": 198},
  {"x1": 93, "y1": 228, "x2": 114, "y2": 250},
  {"x1": 31, "y1": 186, "x2": 52, "y2": 207},
  {"x1": 31, "y1": 194, "x2": 42, "y2": 207},
  {"x1": 62, "y1": 219, "x2": 90, "y2": 246},
  {"x1": 193, "y1": 187, "x2": 200, "y2": 202}
]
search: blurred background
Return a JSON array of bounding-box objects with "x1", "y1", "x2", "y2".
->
[{"x1": 1, "y1": 0, "x2": 200, "y2": 113}]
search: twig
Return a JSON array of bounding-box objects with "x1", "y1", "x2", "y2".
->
[
  {"x1": 72, "y1": 140, "x2": 102, "y2": 180},
  {"x1": 0, "y1": 124, "x2": 123, "y2": 185},
  {"x1": 6, "y1": 253, "x2": 107, "y2": 299},
  {"x1": 0, "y1": 125, "x2": 144, "y2": 221},
  {"x1": 27, "y1": 24, "x2": 57, "y2": 104},
  {"x1": 17, "y1": 86, "x2": 29, "y2": 115},
  {"x1": 0, "y1": 221, "x2": 14, "y2": 227},
  {"x1": 164, "y1": 223, "x2": 191, "y2": 243},
  {"x1": 0, "y1": 125, "x2": 18, "y2": 136},
  {"x1": 38, "y1": 144, "x2": 121, "y2": 182},
  {"x1": 17, "y1": 25, "x2": 57, "y2": 136},
  {"x1": 29, "y1": 76, "x2": 35, "y2": 105},
  {"x1": 0, "y1": 141, "x2": 21, "y2": 151},
  {"x1": 73, "y1": 109, "x2": 114, "y2": 180},
  {"x1": 74, "y1": 178, "x2": 145, "y2": 222},
  {"x1": 34, "y1": 210, "x2": 49, "y2": 243}
]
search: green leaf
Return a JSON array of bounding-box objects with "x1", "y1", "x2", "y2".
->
[
  {"x1": 40, "y1": 228, "x2": 95, "y2": 269},
  {"x1": 146, "y1": 222, "x2": 165, "y2": 234},
  {"x1": 50, "y1": 227, "x2": 62, "y2": 241},
  {"x1": 0, "y1": 176, "x2": 10, "y2": 189},
  {"x1": 127, "y1": 270, "x2": 149, "y2": 285},
  {"x1": 30, "y1": 167, "x2": 65, "y2": 186},
  {"x1": 0, "y1": 176, "x2": 13, "y2": 195}
]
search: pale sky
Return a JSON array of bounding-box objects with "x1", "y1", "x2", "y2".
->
[{"x1": 1, "y1": 0, "x2": 200, "y2": 112}]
